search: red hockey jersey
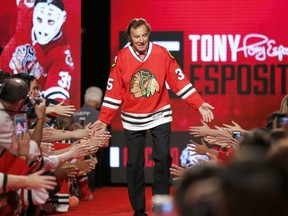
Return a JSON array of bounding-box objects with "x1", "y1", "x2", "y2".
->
[
  {"x1": 0, "y1": 0, "x2": 73, "y2": 103},
  {"x1": 98, "y1": 42, "x2": 204, "y2": 131}
]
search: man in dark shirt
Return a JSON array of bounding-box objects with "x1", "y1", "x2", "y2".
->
[
  {"x1": 74, "y1": 86, "x2": 103, "y2": 190},
  {"x1": 74, "y1": 86, "x2": 103, "y2": 126}
]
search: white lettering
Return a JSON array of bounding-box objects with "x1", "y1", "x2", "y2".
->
[
  {"x1": 189, "y1": 33, "x2": 287, "y2": 62},
  {"x1": 201, "y1": 35, "x2": 213, "y2": 62},
  {"x1": 228, "y1": 34, "x2": 241, "y2": 62},
  {"x1": 214, "y1": 35, "x2": 227, "y2": 62},
  {"x1": 267, "y1": 41, "x2": 288, "y2": 61},
  {"x1": 189, "y1": 35, "x2": 200, "y2": 62},
  {"x1": 189, "y1": 34, "x2": 241, "y2": 62}
]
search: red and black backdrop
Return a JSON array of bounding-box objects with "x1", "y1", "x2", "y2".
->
[{"x1": 109, "y1": 0, "x2": 288, "y2": 183}]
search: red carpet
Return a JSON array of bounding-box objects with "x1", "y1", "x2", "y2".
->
[{"x1": 50, "y1": 186, "x2": 176, "y2": 216}]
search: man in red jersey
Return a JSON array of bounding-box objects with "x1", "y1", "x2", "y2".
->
[
  {"x1": 94, "y1": 18, "x2": 215, "y2": 216},
  {"x1": 0, "y1": 0, "x2": 73, "y2": 104}
]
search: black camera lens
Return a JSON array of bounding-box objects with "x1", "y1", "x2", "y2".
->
[
  {"x1": 22, "y1": 97, "x2": 38, "y2": 119},
  {"x1": 34, "y1": 98, "x2": 41, "y2": 105}
]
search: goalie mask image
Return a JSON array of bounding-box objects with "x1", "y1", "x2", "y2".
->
[
  {"x1": 0, "y1": 0, "x2": 78, "y2": 105},
  {"x1": 32, "y1": 0, "x2": 66, "y2": 45}
]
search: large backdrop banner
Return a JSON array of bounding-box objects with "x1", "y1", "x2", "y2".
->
[
  {"x1": 0, "y1": 0, "x2": 81, "y2": 108},
  {"x1": 110, "y1": 0, "x2": 288, "y2": 183}
]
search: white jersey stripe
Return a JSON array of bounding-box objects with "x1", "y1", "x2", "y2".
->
[
  {"x1": 176, "y1": 83, "x2": 193, "y2": 96},
  {"x1": 102, "y1": 102, "x2": 119, "y2": 110}
]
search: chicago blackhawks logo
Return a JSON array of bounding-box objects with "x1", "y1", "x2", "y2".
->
[
  {"x1": 9, "y1": 43, "x2": 45, "y2": 79},
  {"x1": 129, "y1": 69, "x2": 160, "y2": 98}
]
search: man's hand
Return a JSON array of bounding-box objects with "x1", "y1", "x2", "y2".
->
[
  {"x1": 90, "y1": 120, "x2": 108, "y2": 131},
  {"x1": 34, "y1": 97, "x2": 46, "y2": 119},
  {"x1": 198, "y1": 102, "x2": 214, "y2": 122}
]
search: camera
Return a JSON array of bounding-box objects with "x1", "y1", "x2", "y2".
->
[
  {"x1": 34, "y1": 98, "x2": 41, "y2": 105},
  {"x1": 22, "y1": 97, "x2": 41, "y2": 119}
]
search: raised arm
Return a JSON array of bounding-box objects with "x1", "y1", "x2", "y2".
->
[
  {"x1": 0, "y1": 169, "x2": 57, "y2": 192},
  {"x1": 46, "y1": 101, "x2": 76, "y2": 117}
]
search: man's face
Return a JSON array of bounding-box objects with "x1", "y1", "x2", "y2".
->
[
  {"x1": 29, "y1": 80, "x2": 40, "y2": 98},
  {"x1": 32, "y1": 2, "x2": 66, "y2": 45},
  {"x1": 129, "y1": 24, "x2": 150, "y2": 53}
]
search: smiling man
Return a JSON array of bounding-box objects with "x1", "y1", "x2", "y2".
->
[{"x1": 94, "y1": 18, "x2": 215, "y2": 216}]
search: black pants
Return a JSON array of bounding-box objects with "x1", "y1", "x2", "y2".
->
[{"x1": 124, "y1": 122, "x2": 172, "y2": 211}]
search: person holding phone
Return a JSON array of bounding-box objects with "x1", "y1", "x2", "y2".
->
[
  {"x1": 0, "y1": 77, "x2": 46, "y2": 160},
  {"x1": 0, "y1": 78, "x2": 30, "y2": 150}
]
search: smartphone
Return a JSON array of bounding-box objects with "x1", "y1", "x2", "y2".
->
[
  {"x1": 276, "y1": 114, "x2": 288, "y2": 128},
  {"x1": 14, "y1": 113, "x2": 28, "y2": 137},
  {"x1": 232, "y1": 131, "x2": 241, "y2": 140},
  {"x1": 79, "y1": 117, "x2": 86, "y2": 127}
]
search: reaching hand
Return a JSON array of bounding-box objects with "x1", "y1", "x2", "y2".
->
[
  {"x1": 50, "y1": 101, "x2": 76, "y2": 116},
  {"x1": 189, "y1": 120, "x2": 212, "y2": 137},
  {"x1": 188, "y1": 139, "x2": 208, "y2": 156},
  {"x1": 221, "y1": 120, "x2": 248, "y2": 134},
  {"x1": 91, "y1": 120, "x2": 108, "y2": 131},
  {"x1": 74, "y1": 157, "x2": 98, "y2": 176},
  {"x1": 198, "y1": 102, "x2": 214, "y2": 122},
  {"x1": 169, "y1": 164, "x2": 188, "y2": 181},
  {"x1": 91, "y1": 131, "x2": 111, "y2": 148},
  {"x1": 10, "y1": 132, "x2": 19, "y2": 156},
  {"x1": 34, "y1": 97, "x2": 46, "y2": 119},
  {"x1": 18, "y1": 131, "x2": 31, "y2": 156},
  {"x1": 68, "y1": 144, "x2": 87, "y2": 159},
  {"x1": 40, "y1": 142, "x2": 55, "y2": 156},
  {"x1": 73, "y1": 128, "x2": 91, "y2": 139},
  {"x1": 25, "y1": 169, "x2": 57, "y2": 190},
  {"x1": 54, "y1": 163, "x2": 79, "y2": 179}
]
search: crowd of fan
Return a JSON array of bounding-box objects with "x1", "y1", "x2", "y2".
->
[
  {"x1": 0, "y1": 71, "x2": 110, "y2": 215},
  {"x1": 170, "y1": 95, "x2": 288, "y2": 216},
  {"x1": 2, "y1": 69, "x2": 288, "y2": 216}
]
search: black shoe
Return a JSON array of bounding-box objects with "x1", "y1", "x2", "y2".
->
[{"x1": 133, "y1": 210, "x2": 148, "y2": 216}]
